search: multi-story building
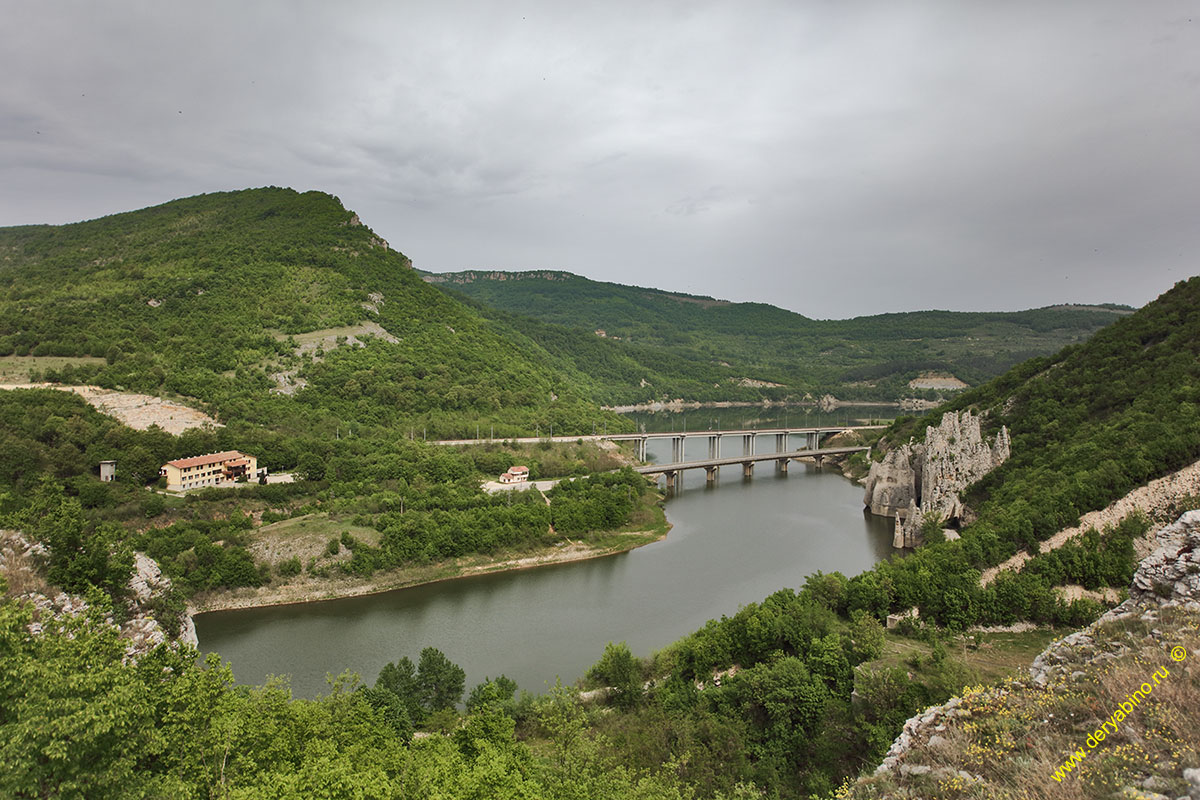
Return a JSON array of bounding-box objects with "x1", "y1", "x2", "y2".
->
[{"x1": 160, "y1": 450, "x2": 262, "y2": 492}]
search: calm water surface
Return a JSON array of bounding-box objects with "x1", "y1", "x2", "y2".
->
[{"x1": 196, "y1": 436, "x2": 895, "y2": 698}]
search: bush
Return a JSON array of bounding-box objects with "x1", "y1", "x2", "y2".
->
[{"x1": 277, "y1": 557, "x2": 302, "y2": 578}]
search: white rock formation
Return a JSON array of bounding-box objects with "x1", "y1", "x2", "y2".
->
[
  {"x1": 862, "y1": 411, "x2": 1009, "y2": 548},
  {"x1": 862, "y1": 444, "x2": 922, "y2": 518},
  {"x1": 3, "y1": 530, "x2": 198, "y2": 657}
]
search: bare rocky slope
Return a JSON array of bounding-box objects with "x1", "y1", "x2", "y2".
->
[
  {"x1": 839, "y1": 511, "x2": 1200, "y2": 800},
  {"x1": 1, "y1": 531, "x2": 196, "y2": 658}
]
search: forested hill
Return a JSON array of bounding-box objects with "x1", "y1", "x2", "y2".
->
[
  {"x1": 884, "y1": 274, "x2": 1200, "y2": 561},
  {"x1": 426, "y1": 268, "x2": 1131, "y2": 402},
  {"x1": 0, "y1": 188, "x2": 620, "y2": 437}
]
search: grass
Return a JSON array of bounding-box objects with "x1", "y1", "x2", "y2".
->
[
  {"x1": 193, "y1": 492, "x2": 671, "y2": 612},
  {"x1": 250, "y1": 512, "x2": 383, "y2": 567},
  {"x1": 838, "y1": 606, "x2": 1200, "y2": 800},
  {"x1": 872, "y1": 628, "x2": 1065, "y2": 686},
  {"x1": 0, "y1": 355, "x2": 105, "y2": 383}
]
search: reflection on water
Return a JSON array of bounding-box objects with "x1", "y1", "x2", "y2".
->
[{"x1": 197, "y1": 442, "x2": 896, "y2": 699}]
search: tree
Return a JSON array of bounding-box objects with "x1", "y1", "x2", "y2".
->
[
  {"x1": 416, "y1": 647, "x2": 466, "y2": 713},
  {"x1": 466, "y1": 675, "x2": 519, "y2": 713},
  {"x1": 375, "y1": 656, "x2": 422, "y2": 724},
  {"x1": 17, "y1": 479, "x2": 132, "y2": 598},
  {"x1": 586, "y1": 641, "x2": 642, "y2": 709},
  {"x1": 296, "y1": 452, "x2": 325, "y2": 482}
]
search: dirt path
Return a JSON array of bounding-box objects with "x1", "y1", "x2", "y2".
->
[
  {"x1": 0, "y1": 383, "x2": 220, "y2": 434},
  {"x1": 980, "y1": 456, "x2": 1200, "y2": 585}
]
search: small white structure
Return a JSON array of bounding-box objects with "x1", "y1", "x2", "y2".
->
[
  {"x1": 886, "y1": 607, "x2": 920, "y2": 629},
  {"x1": 99, "y1": 460, "x2": 116, "y2": 482},
  {"x1": 498, "y1": 465, "x2": 530, "y2": 484}
]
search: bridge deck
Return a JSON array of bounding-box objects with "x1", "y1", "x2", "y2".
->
[
  {"x1": 606, "y1": 426, "x2": 874, "y2": 441},
  {"x1": 434, "y1": 425, "x2": 883, "y2": 446},
  {"x1": 634, "y1": 446, "x2": 869, "y2": 475}
]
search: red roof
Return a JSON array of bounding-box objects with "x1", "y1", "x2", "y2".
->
[
  {"x1": 165, "y1": 450, "x2": 248, "y2": 469},
  {"x1": 509, "y1": 465, "x2": 529, "y2": 474}
]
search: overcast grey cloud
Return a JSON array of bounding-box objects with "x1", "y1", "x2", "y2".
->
[{"x1": 2, "y1": 1, "x2": 1198, "y2": 317}]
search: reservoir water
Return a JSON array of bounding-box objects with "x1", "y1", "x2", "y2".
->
[{"x1": 196, "y1": 424, "x2": 897, "y2": 699}]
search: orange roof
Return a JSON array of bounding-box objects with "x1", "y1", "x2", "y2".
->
[
  {"x1": 509, "y1": 465, "x2": 529, "y2": 473},
  {"x1": 165, "y1": 450, "x2": 248, "y2": 469}
]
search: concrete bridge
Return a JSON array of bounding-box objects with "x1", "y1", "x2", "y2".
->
[
  {"x1": 604, "y1": 426, "x2": 855, "y2": 462},
  {"x1": 435, "y1": 425, "x2": 879, "y2": 455},
  {"x1": 635, "y1": 445, "x2": 870, "y2": 491}
]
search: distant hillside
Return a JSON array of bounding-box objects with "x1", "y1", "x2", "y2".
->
[
  {"x1": 0, "y1": 189, "x2": 621, "y2": 437},
  {"x1": 424, "y1": 269, "x2": 1131, "y2": 402},
  {"x1": 885, "y1": 275, "x2": 1200, "y2": 560}
]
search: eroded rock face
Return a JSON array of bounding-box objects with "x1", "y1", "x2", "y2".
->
[
  {"x1": 863, "y1": 444, "x2": 923, "y2": 518},
  {"x1": 863, "y1": 411, "x2": 1009, "y2": 548},
  {"x1": 4, "y1": 530, "x2": 198, "y2": 658},
  {"x1": 873, "y1": 511, "x2": 1200, "y2": 782},
  {"x1": 1029, "y1": 509, "x2": 1200, "y2": 687}
]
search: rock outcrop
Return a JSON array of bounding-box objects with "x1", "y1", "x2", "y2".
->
[
  {"x1": 865, "y1": 511, "x2": 1200, "y2": 797},
  {"x1": 862, "y1": 444, "x2": 922, "y2": 518},
  {"x1": 862, "y1": 410, "x2": 1009, "y2": 548},
  {"x1": 1028, "y1": 509, "x2": 1200, "y2": 687},
  {"x1": 2, "y1": 530, "x2": 197, "y2": 658}
]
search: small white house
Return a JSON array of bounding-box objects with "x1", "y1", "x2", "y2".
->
[{"x1": 498, "y1": 465, "x2": 530, "y2": 484}]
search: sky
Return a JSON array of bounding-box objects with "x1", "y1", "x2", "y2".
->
[{"x1": 3, "y1": 1, "x2": 1199, "y2": 319}]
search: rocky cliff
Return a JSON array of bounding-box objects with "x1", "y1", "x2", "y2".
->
[
  {"x1": 847, "y1": 511, "x2": 1200, "y2": 800},
  {"x1": 862, "y1": 410, "x2": 1009, "y2": 548},
  {"x1": 1, "y1": 530, "x2": 197, "y2": 658}
]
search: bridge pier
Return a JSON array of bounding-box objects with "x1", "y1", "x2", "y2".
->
[
  {"x1": 664, "y1": 470, "x2": 677, "y2": 491},
  {"x1": 742, "y1": 434, "x2": 754, "y2": 456},
  {"x1": 742, "y1": 462, "x2": 753, "y2": 479},
  {"x1": 707, "y1": 435, "x2": 720, "y2": 459},
  {"x1": 776, "y1": 458, "x2": 789, "y2": 474},
  {"x1": 671, "y1": 436, "x2": 685, "y2": 463},
  {"x1": 705, "y1": 466, "x2": 717, "y2": 484},
  {"x1": 775, "y1": 433, "x2": 786, "y2": 452}
]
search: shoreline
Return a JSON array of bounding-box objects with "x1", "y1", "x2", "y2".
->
[
  {"x1": 189, "y1": 455, "x2": 866, "y2": 620},
  {"x1": 190, "y1": 527, "x2": 670, "y2": 618}
]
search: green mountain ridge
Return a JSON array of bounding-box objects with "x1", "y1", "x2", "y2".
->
[
  {"x1": 0, "y1": 187, "x2": 620, "y2": 438},
  {"x1": 5, "y1": 188, "x2": 1199, "y2": 800},
  {"x1": 425, "y1": 268, "x2": 1132, "y2": 403}
]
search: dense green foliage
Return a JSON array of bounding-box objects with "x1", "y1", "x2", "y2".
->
[
  {"x1": 428, "y1": 269, "x2": 1128, "y2": 402},
  {"x1": 825, "y1": 278, "x2": 1200, "y2": 635},
  {"x1": 0, "y1": 388, "x2": 652, "y2": 605},
  {"x1": 571, "y1": 574, "x2": 969, "y2": 798},
  {"x1": 0, "y1": 598, "x2": 706, "y2": 799},
  {"x1": 0, "y1": 188, "x2": 626, "y2": 438}
]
